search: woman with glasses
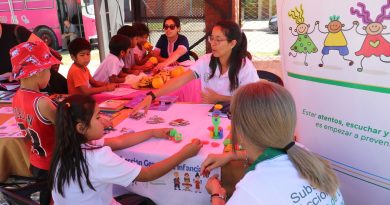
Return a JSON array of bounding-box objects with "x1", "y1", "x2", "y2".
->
[
  {"x1": 153, "y1": 16, "x2": 190, "y2": 70},
  {"x1": 131, "y1": 20, "x2": 259, "y2": 115},
  {"x1": 201, "y1": 81, "x2": 344, "y2": 205}
]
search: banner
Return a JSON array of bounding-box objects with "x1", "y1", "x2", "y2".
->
[{"x1": 277, "y1": 1, "x2": 390, "y2": 204}]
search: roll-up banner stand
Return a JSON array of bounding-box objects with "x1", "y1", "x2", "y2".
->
[{"x1": 277, "y1": 0, "x2": 390, "y2": 204}]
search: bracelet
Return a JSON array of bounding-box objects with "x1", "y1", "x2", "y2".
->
[
  {"x1": 210, "y1": 193, "x2": 226, "y2": 202},
  {"x1": 146, "y1": 91, "x2": 156, "y2": 101}
]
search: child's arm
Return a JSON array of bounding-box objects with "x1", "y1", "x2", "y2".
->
[
  {"x1": 134, "y1": 53, "x2": 150, "y2": 66},
  {"x1": 135, "y1": 139, "x2": 203, "y2": 182},
  {"x1": 108, "y1": 74, "x2": 126, "y2": 83},
  {"x1": 90, "y1": 78, "x2": 108, "y2": 87},
  {"x1": 132, "y1": 61, "x2": 154, "y2": 72},
  {"x1": 104, "y1": 128, "x2": 171, "y2": 150},
  {"x1": 75, "y1": 84, "x2": 116, "y2": 95},
  {"x1": 38, "y1": 97, "x2": 57, "y2": 124}
]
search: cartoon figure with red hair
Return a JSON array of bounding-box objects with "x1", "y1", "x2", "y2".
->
[
  {"x1": 350, "y1": 1, "x2": 390, "y2": 72},
  {"x1": 288, "y1": 4, "x2": 318, "y2": 66}
]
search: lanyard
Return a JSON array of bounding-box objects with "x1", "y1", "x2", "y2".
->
[{"x1": 245, "y1": 148, "x2": 286, "y2": 173}]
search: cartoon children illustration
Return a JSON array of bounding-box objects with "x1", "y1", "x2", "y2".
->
[
  {"x1": 288, "y1": 4, "x2": 318, "y2": 66},
  {"x1": 315, "y1": 15, "x2": 355, "y2": 67},
  {"x1": 173, "y1": 171, "x2": 181, "y2": 190},
  {"x1": 193, "y1": 172, "x2": 202, "y2": 193},
  {"x1": 182, "y1": 172, "x2": 192, "y2": 191},
  {"x1": 350, "y1": 1, "x2": 390, "y2": 72}
]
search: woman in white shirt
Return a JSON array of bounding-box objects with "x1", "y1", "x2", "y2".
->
[
  {"x1": 201, "y1": 81, "x2": 344, "y2": 205},
  {"x1": 132, "y1": 20, "x2": 259, "y2": 115}
]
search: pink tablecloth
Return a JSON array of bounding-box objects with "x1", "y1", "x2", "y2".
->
[{"x1": 93, "y1": 79, "x2": 201, "y2": 104}]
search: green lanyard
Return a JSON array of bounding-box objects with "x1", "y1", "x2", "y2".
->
[{"x1": 245, "y1": 148, "x2": 286, "y2": 173}]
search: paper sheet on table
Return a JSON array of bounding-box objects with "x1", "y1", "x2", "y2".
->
[
  {"x1": 0, "y1": 117, "x2": 22, "y2": 138},
  {"x1": 124, "y1": 73, "x2": 147, "y2": 85},
  {"x1": 102, "y1": 87, "x2": 138, "y2": 96}
]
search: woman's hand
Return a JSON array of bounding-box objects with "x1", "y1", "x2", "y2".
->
[
  {"x1": 154, "y1": 62, "x2": 168, "y2": 71},
  {"x1": 130, "y1": 95, "x2": 153, "y2": 115},
  {"x1": 201, "y1": 153, "x2": 233, "y2": 177},
  {"x1": 179, "y1": 139, "x2": 203, "y2": 159},
  {"x1": 201, "y1": 88, "x2": 221, "y2": 103},
  {"x1": 150, "y1": 128, "x2": 171, "y2": 140}
]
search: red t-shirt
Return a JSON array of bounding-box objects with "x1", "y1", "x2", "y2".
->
[{"x1": 12, "y1": 88, "x2": 55, "y2": 170}]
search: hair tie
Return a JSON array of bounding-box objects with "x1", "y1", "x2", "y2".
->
[
  {"x1": 65, "y1": 102, "x2": 71, "y2": 108},
  {"x1": 283, "y1": 141, "x2": 295, "y2": 152}
]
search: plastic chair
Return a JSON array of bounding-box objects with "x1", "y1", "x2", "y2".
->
[
  {"x1": 0, "y1": 176, "x2": 46, "y2": 205},
  {"x1": 189, "y1": 51, "x2": 199, "y2": 61},
  {"x1": 257, "y1": 70, "x2": 284, "y2": 86}
]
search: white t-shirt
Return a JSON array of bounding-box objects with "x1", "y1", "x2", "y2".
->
[
  {"x1": 123, "y1": 48, "x2": 135, "y2": 68},
  {"x1": 227, "y1": 155, "x2": 344, "y2": 205},
  {"x1": 134, "y1": 46, "x2": 146, "y2": 60},
  {"x1": 93, "y1": 53, "x2": 124, "y2": 83},
  {"x1": 52, "y1": 145, "x2": 142, "y2": 205},
  {"x1": 191, "y1": 53, "x2": 259, "y2": 96}
]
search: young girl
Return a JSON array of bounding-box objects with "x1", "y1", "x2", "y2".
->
[
  {"x1": 132, "y1": 20, "x2": 259, "y2": 115},
  {"x1": 49, "y1": 95, "x2": 202, "y2": 204},
  {"x1": 201, "y1": 82, "x2": 344, "y2": 205}
]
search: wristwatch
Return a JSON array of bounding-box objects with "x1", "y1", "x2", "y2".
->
[
  {"x1": 210, "y1": 193, "x2": 226, "y2": 202},
  {"x1": 146, "y1": 91, "x2": 156, "y2": 101}
]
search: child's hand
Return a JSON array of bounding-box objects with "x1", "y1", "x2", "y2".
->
[
  {"x1": 205, "y1": 174, "x2": 226, "y2": 195},
  {"x1": 201, "y1": 153, "x2": 233, "y2": 176},
  {"x1": 144, "y1": 61, "x2": 154, "y2": 70},
  {"x1": 180, "y1": 139, "x2": 203, "y2": 159},
  {"x1": 151, "y1": 128, "x2": 171, "y2": 139},
  {"x1": 105, "y1": 83, "x2": 116, "y2": 91}
]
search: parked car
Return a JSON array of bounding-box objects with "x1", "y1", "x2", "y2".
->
[{"x1": 269, "y1": 15, "x2": 278, "y2": 33}]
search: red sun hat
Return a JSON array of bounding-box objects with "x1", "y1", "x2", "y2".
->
[{"x1": 10, "y1": 41, "x2": 62, "y2": 80}]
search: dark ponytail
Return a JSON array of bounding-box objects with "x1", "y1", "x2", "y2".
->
[
  {"x1": 49, "y1": 95, "x2": 97, "y2": 197},
  {"x1": 209, "y1": 20, "x2": 248, "y2": 92}
]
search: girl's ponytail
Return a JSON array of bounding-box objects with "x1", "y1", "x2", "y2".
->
[
  {"x1": 286, "y1": 145, "x2": 339, "y2": 196},
  {"x1": 49, "y1": 95, "x2": 97, "y2": 197}
]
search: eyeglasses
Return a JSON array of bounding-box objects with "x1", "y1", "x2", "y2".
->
[
  {"x1": 163, "y1": 24, "x2": 176, "y2": 30},
  {"x1": 208, "y1": 36, "x2": 228, "y2": 44}
]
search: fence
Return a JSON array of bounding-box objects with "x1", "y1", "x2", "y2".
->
[
  {"x1": 240, "y1": 0, "x2": 279, "y2": 58},
  {"x1": 136, "y1": 0, "x2": 207, "y2": 57},
  {"x1": 132, "y1": 0, "x2": 279, "y2": 58}
]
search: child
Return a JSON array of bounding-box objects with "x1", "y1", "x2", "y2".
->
[
  {"x1": 132, "y1": 22, "x2": 153, "y2": 65},
  {"x1": 11, "y1": 41, "x2": 61, "y2": 205},
  {"x1": 93, "y1": 34, "x2": 130, "y2": 83},
  {"x1": 49, "y1": 95, "x2": 202, "y2": 204},
  {"x1": 67, "y1": 38, "x2": 117, "y2": 95},
  {"x1": 117, "y1": 25, "x2": 154, "y2": 75}
]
